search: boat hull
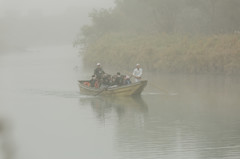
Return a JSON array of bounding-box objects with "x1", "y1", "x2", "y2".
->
[{"x1": 78, "y1": 80, "x2": 147, "y2": 96}]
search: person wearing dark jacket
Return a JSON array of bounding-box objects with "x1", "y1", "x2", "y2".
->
[
  {"x1": 114, "y1": 72, "x2": 123, "y2": 86},
  {"x1": 94, "y1": 63, "x2": 105, "y2": 80}
]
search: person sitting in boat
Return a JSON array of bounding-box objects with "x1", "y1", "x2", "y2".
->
[
  {"x1": 102, "y1": 74, "x2": 112, "y2": 86},
  {"x1": 123, "y1": 75, "x2": 132, "y2": 85},
  {"x1": 89, "y1": 75, "x2": 97, "y2": 87},
  {"x1": 94, "y1": 63, "x2": 105, "y2": 80},
  {"x1": 113, "y1": 72, "x2": 123, "y2": 86},
  {"x1": 111, "y1": 75, "x2": 117, "y2": 86},
  {"x1": 108, "y1": 75, "x2": 114, "y2": 86},
  {"x1": 89, "y1": 75, "x2": 100, "y2": 88},
  {"x1": 132, "y1": 63, "x2": 143, "y2": 82}
]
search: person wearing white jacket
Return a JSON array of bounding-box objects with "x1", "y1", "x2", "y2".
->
[{"x1": 132, "y1": 64, "x2": 143, "y2": 82}]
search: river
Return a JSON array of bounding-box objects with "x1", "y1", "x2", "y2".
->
[{"x1": 0, "y1": 45, "x2": 240, "y2": 159}]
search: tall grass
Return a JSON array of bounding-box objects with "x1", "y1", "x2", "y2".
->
[{"x1": 81, "y1": 33, "x2": 240, "y2": 75}]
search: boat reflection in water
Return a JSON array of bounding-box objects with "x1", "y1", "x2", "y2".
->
[{"x1": 79, "y1": 96, "x2": 148, "y2": 123}]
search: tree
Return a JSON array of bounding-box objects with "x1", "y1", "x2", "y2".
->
[{"x1": 75, "y1": 0, "x2": 240, "y2": 48}]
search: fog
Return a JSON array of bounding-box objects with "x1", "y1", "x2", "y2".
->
[
  {"x1": 0, "y1": 0, "x2": 114, "y2": 51},
  {"x1": 1, "y1": 1, "x2": 240, "y2": 159},
  {"x1": 0, "y1": 0, "x2": 114, "y2": 16}
]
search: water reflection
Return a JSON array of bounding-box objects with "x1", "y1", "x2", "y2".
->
[
  {"x1": 79, "y1": 96, "x2": 148, "y2": 124},
  {"x1": 114, "y1": 95, "x2": 240, "y2": 159},
  {"x1": 2, "y1": 45, "x2": 240, "y2": 159},
  {"x1": 78, "y1": 78, "x2": 240, "y2": 159}
]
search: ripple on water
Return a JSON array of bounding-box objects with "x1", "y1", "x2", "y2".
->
[{"x1": 24, "y1": 89, "x2": 95, "y2": 99}]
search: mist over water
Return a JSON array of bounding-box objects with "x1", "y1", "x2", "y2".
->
[
  {"x1": 1, "y1": 0, "x2": 240, "y2": 158},
  {"x1": 0, "y1": 45, "x2": 240, "y2": 159}
]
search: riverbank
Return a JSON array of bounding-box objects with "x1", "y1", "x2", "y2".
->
[{"x1": 80, "y1": 33, "x2": 240, "y2": 75}]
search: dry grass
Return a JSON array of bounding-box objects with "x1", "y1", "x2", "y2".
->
[{"x1": 81, "y1": 33, "x2": 240, "y2": 75}]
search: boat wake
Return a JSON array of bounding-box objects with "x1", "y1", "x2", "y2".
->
[{"x1": 24, "y1": 89, "x2": 94, "y2": 99}]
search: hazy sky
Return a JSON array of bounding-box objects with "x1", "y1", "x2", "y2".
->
[{"x1": 0, "y1": 0, "x2": 114, "y2": 16}]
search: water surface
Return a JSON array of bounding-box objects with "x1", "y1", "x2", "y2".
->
[{"x1": 0, "y1": 45, "x2": 240, "y2": 159}]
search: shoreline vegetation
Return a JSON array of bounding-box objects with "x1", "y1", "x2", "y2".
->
[
  {"x1": 74, "y1": 0, "x2": 240, "y2": 75},
  {"x1": 79, "y1": 33, "x2": 240, "y2": 75}
]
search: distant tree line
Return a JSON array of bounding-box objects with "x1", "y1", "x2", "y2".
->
[
  {"x1": 76, "y1": 0, "x2": 240, "y2": 46},
  {"x1": 75, "y1": 0, "x2": 240, "y2": 75}
]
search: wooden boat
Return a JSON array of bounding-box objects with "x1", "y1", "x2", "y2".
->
[{"x1": 78, "y1": 80, "x2": 147, "y2": 96}]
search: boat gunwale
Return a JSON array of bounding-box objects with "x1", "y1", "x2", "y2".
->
[{"x1": 78, "y1": 80, "x2": 147, "y2": 91}]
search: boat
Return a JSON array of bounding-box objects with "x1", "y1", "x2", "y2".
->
[{"x1": 78, "y1": 80, "x2": 147, "y2": 96}]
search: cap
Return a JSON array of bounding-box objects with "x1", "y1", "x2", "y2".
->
[
  {"x1": 97, "y1": 63, "x2": 101, "y2": 66},
  {"x1": 136, "y1": 63, "x2": 140, "y2": 66}
]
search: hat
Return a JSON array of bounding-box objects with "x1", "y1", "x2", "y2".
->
[
  {"x1": 97, "y1": 63, "x2": 101, "y2": 66},
  {"x1": 136, "y1": 63, "x2": 140, "y2": 66}
]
